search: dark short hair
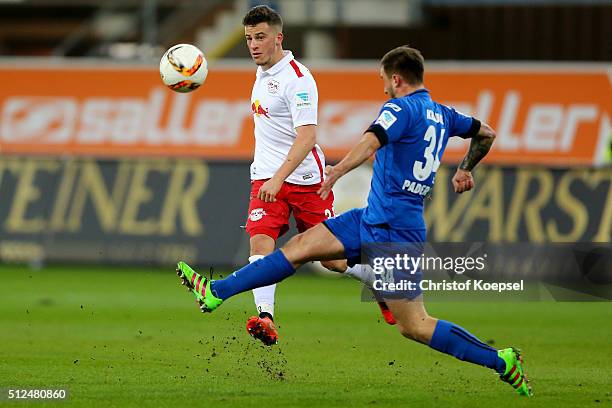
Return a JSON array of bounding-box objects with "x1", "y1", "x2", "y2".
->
[
  {"x1": 381, "y1": 46, "x2": 425, "y2": 85},
  {"x1": 242, "y1": 5, "x2": 283, "y2": 30}
]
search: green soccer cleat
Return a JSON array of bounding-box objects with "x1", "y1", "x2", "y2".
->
[
  {"x1": 498, "y1": 347, "x2": 533, "y2": 396},
  {"x1": 175, "y1": 261, "x2": 223, "y2": 312}
]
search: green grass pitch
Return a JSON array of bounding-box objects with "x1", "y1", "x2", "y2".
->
[{"x1": 1, "y1": 265, "x2": 610, "y2": 407}]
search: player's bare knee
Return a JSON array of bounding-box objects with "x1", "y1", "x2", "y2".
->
[
  {"x1": 250, "y1": 234, "x2": 275, "y2": 256},
  {"x1": 283, "y1": 233, "x2": 309, "y2": 264},
  {"x1": 397, "y1": 323, "x2": 419, "y2": 341},
  {"x1": 413, "y1": 324, "x2": 432, "y2": 344},
  {"x1": 397, "y1": 317, "x2": 431, "y2": 343}
]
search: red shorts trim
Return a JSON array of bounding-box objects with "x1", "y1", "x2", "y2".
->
[{"x1": 245, "y1": 179, "x2": 335, "y2": 240}]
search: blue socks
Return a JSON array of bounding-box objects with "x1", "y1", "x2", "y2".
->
[
  {"x1": 209, "y1": 253, "x2": 507, "y2": 375},
  {"x1": 429, "y1": 320, "x2": 506, "y2": 374},
  {"x1": 210, "y1": 252, "x2": 506, "y2": 374},
  {"x1": 210, "y1": 250, "x2": 296, "y2": 300}
]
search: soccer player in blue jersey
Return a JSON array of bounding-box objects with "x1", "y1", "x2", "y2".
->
[{"x1": 176, "y1": 46, "x2": 532, "y2": 396}]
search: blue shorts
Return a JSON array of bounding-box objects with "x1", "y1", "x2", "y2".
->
[{"x1": 323, "y1": 208, "x2": 426, "y2": 299}]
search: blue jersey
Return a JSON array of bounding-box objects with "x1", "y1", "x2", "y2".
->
[{"x1": 363, "y1": 89, "x2": 479, "y2": 230}]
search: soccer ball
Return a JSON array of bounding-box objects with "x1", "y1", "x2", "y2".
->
[{"x1": 159, "y1": 44, "x2": 208, "y2": 93}]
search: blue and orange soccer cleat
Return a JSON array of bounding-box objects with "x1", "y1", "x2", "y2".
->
[{"x1": 246, "y1": 315, "x2": 279, "y2": 346}]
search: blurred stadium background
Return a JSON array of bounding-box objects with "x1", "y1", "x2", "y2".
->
[
  {"x1": 0, "y1": 0, "x2": 609, "y2": 267},
  {"x1": 0, "y1": 0, "x2": 610, "y2": 406}
]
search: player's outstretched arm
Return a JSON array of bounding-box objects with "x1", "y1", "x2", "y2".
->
[
  {"x1": 318, "y1": 132, "x2": 381, "y2": 199},
  {"x1": 452, "y1": 122, "x2": 496, "y2": 193}
]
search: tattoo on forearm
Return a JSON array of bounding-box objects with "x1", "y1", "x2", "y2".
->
[{"x1": 459, "y1": 136, "x2": 493, "y2": 171}]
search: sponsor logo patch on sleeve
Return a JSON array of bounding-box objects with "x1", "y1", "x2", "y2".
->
[
  {"x1": 294, "y1": 91, "x2": 312, "y2": 110},
  {"x1": 375, "y1": 110, "x2": 397, "y2": 130}
]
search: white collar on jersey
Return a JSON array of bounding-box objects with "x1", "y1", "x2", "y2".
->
[{"x1": 256, "y1": 50, "x2": 294, "y2": 77}]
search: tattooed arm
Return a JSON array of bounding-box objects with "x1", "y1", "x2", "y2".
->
[{"x1": 452, "y1": 122, "x2": 496, "y2": 193}]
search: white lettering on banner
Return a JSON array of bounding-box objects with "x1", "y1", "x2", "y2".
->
[
  {"x1": 443, "y1": 90, "x2": 604, "y2": 154},
  {"x1": 167, "y1": 92, "x2": 191, "y2": 144},
  {"x1": 1, "y1": 97, "x2": 77, "y2": 143},
  {"x1": 146, "y1": 88, "x2": 167, "y2": 145},
  {"x1": 0, "y1": 88, "x2": 251, "y2": 146},
  {"x1": 0, "y1": 87, "x2": 605, "y2": 157},
  {"x1": 523, "y1": 104, "x2": 563, "y2": 151},
  {"x1": 78, "y1": 99, "x2": 112, "y2": 143},
  {"x1": 192, "y1": 101, "x2": 251, "y2": 144},
  {"x1": 77, "y1": 98, "x2": 146, "y2": 144},
  {"x1": 560, "y1": 105, "x2": 598, "y2": 152},
  {"x1": 113, "y1": 100, "x2": 147, "y2": 144},
  {"x1": 496, "y1": 91, "x2": 521, "y2": 150},
  {"x1": 445, "y1": 90, "x2": 494, "y2": 123}
]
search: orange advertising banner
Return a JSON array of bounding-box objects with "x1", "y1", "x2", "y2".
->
[{"x1": 0, "y1": 62, "x2": 609, "y2": 165}]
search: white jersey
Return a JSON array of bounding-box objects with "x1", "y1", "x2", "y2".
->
[{"x1": 250, "y1": 51, "x2": 325, "y2": 185}]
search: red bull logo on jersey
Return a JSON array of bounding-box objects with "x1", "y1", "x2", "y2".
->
[{"x1": 251, "y1": 99, "x2": 270, "y2": 118}]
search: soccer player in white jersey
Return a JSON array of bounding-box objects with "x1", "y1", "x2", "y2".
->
[{"x1": 240, "y1": 5, "x2": 390, "y2": 345}]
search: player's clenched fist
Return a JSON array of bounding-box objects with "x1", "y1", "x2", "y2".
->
[
  {"x1": 452, "y1": 169, "x2": 475, "y2": 193},
  {"x1": 258, "y1": 177, "x2": 283, "y2": 202}
]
